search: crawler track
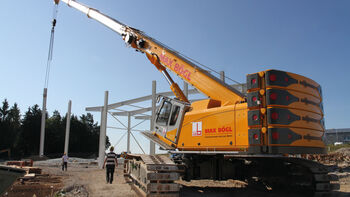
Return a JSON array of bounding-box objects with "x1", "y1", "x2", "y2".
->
[
  {"x1": 231, "y1": 155, "x2": 339, "y2": 197},
  {"x1": 125, "y1": 154, "x2": 339, "y2": 197},
  {"x1": 124, "y1": 154, "x2": 182, "y2": 197}
]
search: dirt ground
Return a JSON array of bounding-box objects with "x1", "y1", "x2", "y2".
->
[
  {"x1": 43, "y1": 165, "x2": 137, "y2": 197},
  {"x1": 3, "y1": 158, "x2": 350, "y2": 197}
]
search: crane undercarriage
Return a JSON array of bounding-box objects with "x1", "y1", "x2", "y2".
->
[{"x1": 124, "y1": 153, "x2": 339, "y2": 197}]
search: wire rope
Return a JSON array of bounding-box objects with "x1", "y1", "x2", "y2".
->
[{"x1": 44, "y1": 3, "x2": 59, "y2": 89}]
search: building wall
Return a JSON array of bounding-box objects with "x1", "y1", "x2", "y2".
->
[{"x1": 324, "y1": 128, "x2": 350, "y2": 145}]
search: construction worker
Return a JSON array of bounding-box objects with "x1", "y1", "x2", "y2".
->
[
  {"x1": 103, "y1": 146, "x2": 118, "y2": 184},
  {"x1": 62, "y1": 152, "x2": 68, "y2": 171}
]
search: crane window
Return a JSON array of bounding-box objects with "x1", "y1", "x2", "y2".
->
[
  {"x1": 169, "y1": 106, "x2": 180, "y2": 126},
  {"x1": 156, "y1": 101, "x2": 172, "y2": 126}
]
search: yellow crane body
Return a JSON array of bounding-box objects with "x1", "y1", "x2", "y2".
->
[
  {"x1": 153, "y1": 69, "x2": 325, "y2": 154},
  {"x1": 56, "y1": 1, "x2": 335, "y2": 195}
]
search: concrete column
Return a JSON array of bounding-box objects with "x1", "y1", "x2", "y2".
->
[
  {"x1": 150, "y1": 81, "x2": 156, "y2": 155},
  {"x1": 64, "y1": 100, "x2": 72, "y2": 155},
  {"x1": 183, "y1": 81, "x2": 188, "y2": 98},
  {"x1": 127, "y1": 112, "x2": 131, "y2": 153},
  {"x1": 220, "y1": 71, "x2": 225, "y2": 83},
  {"x1": 98, "y1": 91, "x2": 108, "y2": 168},
  {"x1": 39, "y1": 88, "x2": 47, "y2": 156}
]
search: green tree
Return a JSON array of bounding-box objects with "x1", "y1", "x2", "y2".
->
[
  {"x1": 8, "y1": 103, "x2": 21, "y2": 127},
  {"x1": 0, "y1": 99, "x2": 10, "y2": 121},
  {"x1": 0, "y1": 99, "x2": 11, "y2": 151},
  {"x1": 8, "y1": 103, "x2": 21, "y2": 153},
  {"x1": 0, "y1": 99, "x2": 106, "y2": 159},
  {"x1": 16, "y1": 105, "x2": 42, "y2": 156},
  {"x1": 45, "y1": 110, "x2": 65, "y2": 156}
]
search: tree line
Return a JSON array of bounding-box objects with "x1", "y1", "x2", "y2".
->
[{"x1": 0, "y1": 99, "x2": 110, "y2": 159}]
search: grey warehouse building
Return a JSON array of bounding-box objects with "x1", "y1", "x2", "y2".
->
[{"x1": 324, "y1": 128, "x2": 350, "y2": 145}]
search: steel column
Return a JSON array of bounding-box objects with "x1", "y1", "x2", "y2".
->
[
  {"x1": 64, "y1": 100, "x2": 72, "y2": 155},
  {"x1": 98, "y1": 91, "x2": 108, "y2": 168},
  {"x1": 127, "y1": 112, "x2": 131, "y2": 153},
  {"x1": 39, "y1": 88, "x2": 47, "y2": 156},
  {"x1": 150, "y1": 80, "x2": 156, "y2": 155}
]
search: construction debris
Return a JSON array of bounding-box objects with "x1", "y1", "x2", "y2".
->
[
  {"x1": 6, "y1": 160, "x2": 33, "y2": 167},
  {"x1": 23, "y1": 173, "x2": 35, "y2": 180},
  {"x1": 304, "y1": 152, "x2": 350, "y2": 165}
]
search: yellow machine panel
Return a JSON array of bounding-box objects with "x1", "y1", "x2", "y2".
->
[{"x1": 176, "y1": 103, "x2": 249, "y2": 151}]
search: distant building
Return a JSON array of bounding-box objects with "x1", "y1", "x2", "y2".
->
[{"x1": 324, "y1": 128, "x2": 350, "y2": 145}]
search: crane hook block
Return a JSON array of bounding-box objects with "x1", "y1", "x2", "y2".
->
[
  {"x1": 52, "y1": 19, "x2": 57, "y2": 27},
  {"x1": 54, "y1": 0, "x2": 60, "y2": 5}
]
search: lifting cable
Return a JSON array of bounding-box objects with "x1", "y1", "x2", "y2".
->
[{"x1": 44, "y1": 1, "x2": 59, "y2": 89}]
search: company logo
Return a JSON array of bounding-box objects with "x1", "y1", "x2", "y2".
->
[
  {"x1": 162, "y1": 127, "x2": 167, "y2": 136},
  {"x1": 192, "y1": 122, "x2": 202, "y2": 136},
  {"x1": 159, "y1": 53, "x2": 192, "y2": 81}
]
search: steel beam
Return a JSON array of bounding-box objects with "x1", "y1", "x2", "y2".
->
[
  {"x1": 86, "y1": 83, "x2": 245, "y2": 112},
  {"x1": 112, "y1": 107, "x2": 152, "y2": 116},
  {"x1": 135, "y1": 115, "x2": 151, "y2": 120}
]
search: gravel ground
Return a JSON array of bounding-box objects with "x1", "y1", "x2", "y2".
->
[
  {"x1": 2, "y1": 157, "x2": 350, "y2": 197},
  {"x1": 39, "y1": 164, "x2": 350, "y2": 197},
  {"x1": 40, "y1": 165, "x2": 136, "y2": 197}
]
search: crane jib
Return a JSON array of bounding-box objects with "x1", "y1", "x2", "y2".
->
[{"x1": 58, "y1": 0, "x2": 246, "y2": 103}]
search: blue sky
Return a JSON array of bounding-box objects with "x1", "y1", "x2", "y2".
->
[{"x1": 1, "y1": 0, "x2": 349, "y2": 153}]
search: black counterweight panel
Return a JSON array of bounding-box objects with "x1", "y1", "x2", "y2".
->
[
  {"x1": 248, "y1": 110, "x2": 261, "y2": 126},
  {"x1": 268, "y1": 127, "x2": 302, "y2": 145},
  {"x1": 267, "y1": 108, "x2": 301, "y2": 125},
  {"x1": 247, "y1": 91, "x2": 260, "y2": 108},
  {"x1": 266, "y1": 70, "x2": 298, "y2": 87},
  {"x1": 247, "y1": 73, "x2": 259, "y2": 91}
]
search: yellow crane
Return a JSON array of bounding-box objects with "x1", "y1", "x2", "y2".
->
[{"x1": 55, "y1": 0, "x2": 335, "y2": 196}]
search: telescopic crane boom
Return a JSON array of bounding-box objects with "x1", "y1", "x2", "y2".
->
[{"x1": 58, "y1": 0, "x2": 245, "y2": 105}]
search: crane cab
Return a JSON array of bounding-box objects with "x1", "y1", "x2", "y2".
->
[{"x1": 153, "y1": 96, "x2": 190, "y2": 146}]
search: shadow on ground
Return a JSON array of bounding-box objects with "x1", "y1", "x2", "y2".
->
[{"x1": 180, "y1": 185, "x2": 349, "y2": 197}]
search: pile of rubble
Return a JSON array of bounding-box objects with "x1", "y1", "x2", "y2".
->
[
  {"x1": 2, "y1": 160, "x2": 63, "y2": 197},
  {"x1": 5, "y1": 159, "x2": 43, "y2": 176},
  {"x1": 56, "y1": 185, "x2": 89, "y2": 197},
  {"x1": 34, "y1": 157, "x2": 97, "y2": 167},
  {"x1": 303, "y1": 148, "x2": 350, "y2": 165},
  {"x1": 305, "y1": 153, "x2": 350, "y2": 164}
]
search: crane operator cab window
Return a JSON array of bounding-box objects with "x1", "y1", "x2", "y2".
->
[
  {"x1": 154, "y1": 97, "x2": 190, "y2": 144},
  {"x1": 156, "y1": 101, "x2": 172, "y2": 126},
  {"x1": 169, "y1": 106, "x2": 180, "y2": 126}
]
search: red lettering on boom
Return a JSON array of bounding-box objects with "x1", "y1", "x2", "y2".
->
[{"x1": 159, "y1": 54, "x2": 192, "y2": 81}]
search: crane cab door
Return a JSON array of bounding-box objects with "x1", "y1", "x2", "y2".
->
[{"x1": 154, "y1": 97, "x2": 189, "y2": 145}]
